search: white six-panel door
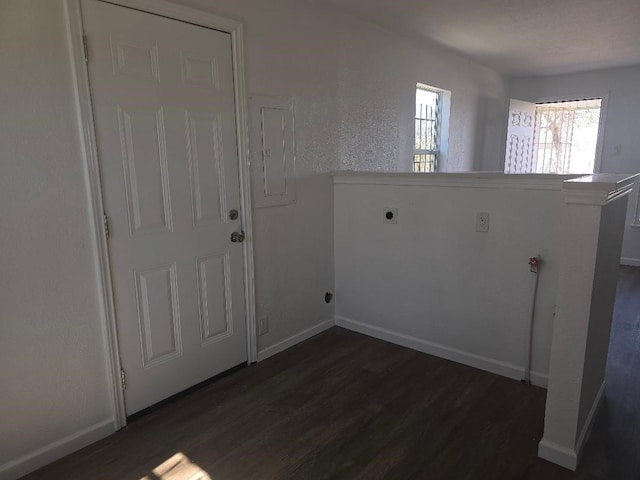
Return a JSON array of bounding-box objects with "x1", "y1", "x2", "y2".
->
[{"x1": 82, "y1": 0, "x2": 247, "y2": 414}]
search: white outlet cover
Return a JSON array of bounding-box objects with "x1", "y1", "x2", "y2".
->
[
  {"x1": 383, "y1": 207, "x2": 398, "y2": 224},
  {"x1": 476, "y1": 212, "x2": 490, "y2": 232},
  {"x1": 258, "y1": 315, "x2": 269, "y2": 335}
]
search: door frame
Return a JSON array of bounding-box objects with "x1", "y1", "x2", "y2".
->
[
  {"x1": 534, "y1": 93, "x2": 609, "y2": 175},
  {"x1": 65, "y1": 0, "x2": 257, "y2": 429}
]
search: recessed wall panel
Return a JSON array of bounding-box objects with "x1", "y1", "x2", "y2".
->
[
  {"x1": 260, "y1": 107, "x2": 287, "y2": 197},
  {"x1": 249, "y1": 96, "x2": 296, "y2": 208},
  {"x1": 196, "y1": 254, "x2": 232, "y2": 345},
  {"x1": 135, "y1": 264, "x2": 182, "y2": 367},
  {"x1": 118, "y1": 106, "x2": 172, "y2": 234},
  {"x1": 186, "y1": 111, "x2": 225, "y2": 225}
]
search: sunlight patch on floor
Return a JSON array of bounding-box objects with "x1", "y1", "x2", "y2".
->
[{"x1": 140, "y1": 452, "x2": 211, "y2": 480}]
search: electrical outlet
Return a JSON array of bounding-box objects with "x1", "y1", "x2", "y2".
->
[
  {"x1": 383, "y1": 207, "x2": 398, "y2": 224},
  {"x1": 476, "y1": 212, "x2": 490, "y2": 232},
  {"x1": 258, "y1": 315, "x2": 269, "y2": 336}
]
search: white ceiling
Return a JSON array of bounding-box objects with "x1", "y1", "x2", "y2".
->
[{"x1": 314, "y1": 0, "x2": 640, "y2": 76}]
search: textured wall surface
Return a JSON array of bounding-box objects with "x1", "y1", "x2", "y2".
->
[{"x1": 510, "y1": 66, "x2": 640, "y2": 263}]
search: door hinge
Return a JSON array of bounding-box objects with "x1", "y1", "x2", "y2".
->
[
  {"x1": 103, "y1": 213, "x2": 110, "y2": 239},
  {"x1": 82, "y1": 35, "x2": 89, "y2": 63},
  {"x1": 120, "y1": 368, "x2": 126, "y2": 391}
]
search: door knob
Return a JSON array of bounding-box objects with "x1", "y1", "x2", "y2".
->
[{"x1": 230, "y1": 230, "x2": 245, "y2": 243}]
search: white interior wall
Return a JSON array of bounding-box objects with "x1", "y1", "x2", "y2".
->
[
  {"x1": 510, "y1": 66, "x2": 640, "y2": 263},
  {"x1": 0, "y1": 0, "x2": 113, "y2": 470},
  {"x1": 0, "y1": 0, "x2": 508, "y2": 475},
  {"x1": 181, "y1": 0, "x2": 509, "y2": 353},
  {"x1": 334, "y1": 174, "x2": 567, "y2": 385}
]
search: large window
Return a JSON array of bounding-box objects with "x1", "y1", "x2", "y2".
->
[
  {"x1": 414, "y1": 84, "x2": 443, "y2": 172},
  {"x1": 533, "y1": 99, "x2": 602, "y2": 174},
  {"x1": 504, "y1": 98, "x2": 603, "y2": 174}
]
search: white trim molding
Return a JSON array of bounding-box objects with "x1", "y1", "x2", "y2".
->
[
  {"x1": 332, "y1": 171, "x2": 577, "y2": 191},
  {"x1": 335, "y1": 315, "x2": 548, "y2": 388},
  {"x1": 576, "y1": 380, "x2": 606, "y2": 460},
  {"x1": 99, "y1": 0, "x2": 241, "y2": 31},
  {"x1": 0, "y1": 420, "x2": 114, "y2": 480},
  {"x1": 538, "y1": 381, "x2": 605, "y2": 471},
  {"x1": 228, "y1": 23, "x2": 258, "y2": 364},
  {"x1": 538, "y1": 439, "x2": 578, "y2": 471},
  {"x1": 562, "y1": 173, "x2": 638, "y2": 206},
  {"x1": 65, "y1": 0, "x2": 256, "y2": 426},
  {"x1": 621, "y1": 257, "x2": 640, "y2": 267},
  {"x1": 65, "y1": 0, "x2": 126, "y2": 429},
  {"x1": 257, "y1": 318, "x2": 335, "y2": 362},
  {"x1": 630, "y1": 176, "x2": 640, "y2": 227}
]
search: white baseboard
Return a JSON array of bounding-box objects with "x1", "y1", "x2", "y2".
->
[
  {"x1": 538, "y1": 439, "x2": 578, "y2": 471},
  {"x1": 257, "y1": 318, "x2": 335, "y2": 362},
  {"x1": 530, "y1": 370, "x2": 548, "y2": 388},
  {"x1": 575, "y1": 380, "x2": 606, "y2": 460},
  {"x1": 621, "y1": 257, "x2": 640, "y2": 267},
  {"x1": 537, "y1": 380, "x2": 605, "y2": 471},
  {"x1": 335, "y1": 315, "x2": 548, "y2": 388},
  {"x1": 0, "y1": 419, "x2": 115, "y2": 480}
]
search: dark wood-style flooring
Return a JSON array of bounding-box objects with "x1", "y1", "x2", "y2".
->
[
  {"x1": 23, "y1": 267, "x2": 640, "y2": 480},
  {"x1": 577, "y1": 266, "x2": 640, "y2": 480}
]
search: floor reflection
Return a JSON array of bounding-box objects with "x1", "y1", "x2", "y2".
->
[{"x1": 140, "y1": 453, "x2": 211, "y2": 480}]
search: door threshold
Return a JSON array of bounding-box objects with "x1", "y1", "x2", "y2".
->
[{"x1": 127, "y1": 362, "x2": 247, "y2": 423}]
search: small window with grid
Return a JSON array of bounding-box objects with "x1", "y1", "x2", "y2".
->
[{"x1": 414, "y1": 84, "x2": 442, "y2": 172}]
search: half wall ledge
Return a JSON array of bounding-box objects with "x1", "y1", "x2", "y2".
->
[{"x1": 331, "y1": 170, "x2": 639, "y2": 471}]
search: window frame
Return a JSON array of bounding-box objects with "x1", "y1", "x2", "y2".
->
[
  {"x1": 533, "y1": 94, "x2": 608, "y2": 175},
  {"x1": 632, "y1": 178, "x2": 640, "y2": 229},
  {"x1": 413, "y1": 83, "x2": 450, "y2": 173}
]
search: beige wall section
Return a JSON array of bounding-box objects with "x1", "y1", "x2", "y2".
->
[
  {"x1": 0, "y1": 0, "x2": 508, "y2": 475},
  {"x1": 0, "y1": 0, "x2": 112, "y2": 467},
  {"x1": 510, "y1": 66, "x2": 640, "y2": 263}
]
